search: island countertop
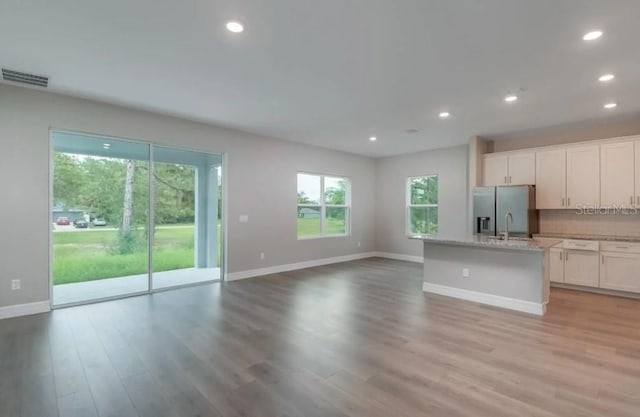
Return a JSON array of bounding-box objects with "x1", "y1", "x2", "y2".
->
[{"x1": 409, "y1": 235, "x2": 561, "y2": 252}]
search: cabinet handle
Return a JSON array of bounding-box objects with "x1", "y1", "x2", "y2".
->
[
  {"x1": 565, "y1": 252, "x2": 569, "y2": 261},
  {"x1": 637, "y1": 196, "x2": 639, "y2": 206},
  {"x1": 616, "y1": 246, "x2": 629, "y2": 250},
  {"x1": 509, "y1": 176, "x2": 512, "y2": 184},
  {"x1": 602, "y1": 255, "x2": 604, "y2": 264},
  {"x1": 559, "y1": 251, "x2": 563, "y2": 261},
  {"x1": 567, "y1": 197, "x2": 571, "y2": 207},
  {"x1": 561, "y1": 197, "x2": 565, "y2": 207},
  {"x1": 504, "y1": 176, "x2": 508, "y2": 184}
]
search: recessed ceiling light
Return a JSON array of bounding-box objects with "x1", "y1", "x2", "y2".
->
[
  {"x1": 369, "y1": 136, "x2": 377, "y2": 142},
  {"x1": 439, "y1": 111, "x2": 450, "y2": 119},
  {"x1": 583, "y1": 30, "x2": 603, "y2": 41},
  {"x1": 226, "y1": 21, "x2": 244, "y2": 33},
  {"x1": 504, "y1": 95, "x2": 518, "y2": 103},
  {"x1": 599, "y1": 73, "x2": 615, "y2": 82},
  {"x1": 604, "y1": 102, "x2": 617, "y2": 109}
]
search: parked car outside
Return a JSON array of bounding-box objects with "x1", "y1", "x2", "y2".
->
[
  {"x1": 92, "y1": 218, "x2": 107, "y2": 226},
  {"x1": 56, "y1": 217, "x2": 70, "y2": 225},
  {"x1": 74, "y1": 220, "x2": 88, "y2": 229}
]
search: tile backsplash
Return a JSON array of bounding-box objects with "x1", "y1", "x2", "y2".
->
[{"x1": 540, "y1": 210, "x2": 640, "y2": 237}]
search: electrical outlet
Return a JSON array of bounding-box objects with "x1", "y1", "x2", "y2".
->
[
  {"x1": 462, "y1": 268, "x2": 470, "y2": 278},
  {"x1": 11, "y1": 279, "x2": 21, "y2": 290},
  {"x1": 260, "y1": 252, "x2": 265, "y2": 260}
]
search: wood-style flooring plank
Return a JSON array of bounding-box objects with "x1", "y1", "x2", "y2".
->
[{"x1": 0, "y1": 258, "x2": 639, "y2": 417}]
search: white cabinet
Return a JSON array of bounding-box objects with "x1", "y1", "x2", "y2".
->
[
  {"x1": 601, "y1": 141, "x2": 635, "y2": 207},
  {"x1": 566, "y1": 145, "x2": 600, "y2": 209},
  {"x1": 483, "y1": 154, "x2": 509, "y2": 186},
  {"x1": 535, "y1": 149, "x2": 566, "y2": 209},
  {"x1": 599, "y1": 241, "x2": 640, "y2": 293},
  {"x1": 600, "y1": 252, "x2": 640, "y2": 292},
  {"x1": 564, "y1": 249, "x2": 600, "y2": 287},
  {"x1": 508, "y1": 152, "x2": 536, "y2": 185},
  {"x1": 483, "y1": 152, "x2": 535, "y2": 186},
  {"x1": 488, "y1": 136, "x2": 640, "y2": 210},
  {"x1": 549, "y1": 247, "x2": 565, "y2": 283}
]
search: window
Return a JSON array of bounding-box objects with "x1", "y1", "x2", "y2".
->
[
  {"x1": 407, "y1": 175, "x2": 438, "y2": 236},
  {"x1": 297, "y1": 173, "x2": 350, "y2": 238}
]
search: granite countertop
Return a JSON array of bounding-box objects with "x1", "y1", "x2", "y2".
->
[
  {"x1": 534, "y1": 233, "x2": 640, "y2": 243},
  {"x1": 409, "y1": 235, "x2": 561, "y2": 251}
]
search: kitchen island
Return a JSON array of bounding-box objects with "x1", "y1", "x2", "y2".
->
[{"x1": 412, "y1": 235, "x2": 560, "y2": 315}]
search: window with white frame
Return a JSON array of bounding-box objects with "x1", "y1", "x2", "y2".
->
[
  {"x1": 407, "y1": 175, "x2": 438, "y2": 236},
  {"x1": 297, "y1": 173, "x2": 350, "y2": 238}
]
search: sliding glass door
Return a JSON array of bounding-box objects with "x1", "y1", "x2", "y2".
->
[
  {"x1": 151, "y1": 146, "x2": 222, "y2": 290},
  {"x1": 51, "y1": 131, "x2": 223, "y2": 306}
]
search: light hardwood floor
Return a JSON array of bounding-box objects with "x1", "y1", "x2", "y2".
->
[{"x1": 1, "y1": 258, "x2": 639, "y2": 417}]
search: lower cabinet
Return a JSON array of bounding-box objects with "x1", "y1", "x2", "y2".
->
[
  {"x1": 547, "y1": 240, "x2": 640, "y2": 294},
  {"x1": 600, "y1": 252, "x2": 640, "y2": 292},
  {"x1": 564, "y1": 250, "x2": 600, "y2": 287},
  {"x1": 549, "y1": 247, "x2": 565, "y2": 283}
]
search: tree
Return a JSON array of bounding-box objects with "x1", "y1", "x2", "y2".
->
[
  {"x1": 53, "y1": 153, "x2": 84, "y2": 208},
  {"x1": 324, "y1": 180, "x2": 346, "y2": 220},
  {"x1": 121, "y1": 160, "x2": 136, "y2": 233},
  {"x1": 297, "y1": 191, "x2": 312, "y2": 204}
]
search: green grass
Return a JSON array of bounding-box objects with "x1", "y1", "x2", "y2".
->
[
  {"x1": 53, "y1": 224, "x2": 219, "y2": 285},
  {"x1": 297, "y1": 218, "x2": 346, "y2": 238},
  {"x1": 55, "y1": 218, "x2": 348, "y2": 285}
]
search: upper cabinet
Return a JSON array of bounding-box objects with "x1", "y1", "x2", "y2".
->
[
  {"x1": 566, "y1": 145, "x2": 600, "y2": 209},
  {"x1": 508, "y1": 152, "x2": 536, "y2": 185},
  {"x1": 601, "y1": 141, "x2": 635, "y2": 207},
  {"x1": 483, "y1": 151, "x2": 535, "y2": 186},
  {"x1": 535, "y1": 148, "x2": 566, "y2": 209},
  {"x1": 483, "y1": 154, "x2": 509, "y2": 186},
  {"x1": 485, "y1": 135, "x2": 640, "y2": 210}
]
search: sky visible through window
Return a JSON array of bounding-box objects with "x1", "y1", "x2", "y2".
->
[{"x1": 297, "y1": 173, "x2": 321, "y2": 204}]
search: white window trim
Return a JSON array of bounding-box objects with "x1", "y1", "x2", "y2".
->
[
  {"x1": 297, "y1": 173, "x2": 351, "y2": 239},
  {"x1": 406, "y1": 175, "x2": 438, "y2": 237}
]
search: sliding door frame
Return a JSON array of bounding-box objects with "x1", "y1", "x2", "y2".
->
[{"x1": 48, "y1": 128, "x2": 227, "y2": 309}]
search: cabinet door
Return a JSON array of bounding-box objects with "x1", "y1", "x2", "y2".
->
[
  {"x1": 564, "y1": 250, "x2": 599, "y2": 287},
  {"x1": 600, "y1": 252, "x2": 640, "y2": 293},
  {"x1": 508, "y1": 152, "x2": 536, "y2": 185},
  {"x1": 483, "y1": 155, "x2": 508, "y2": 186},
  {"x1": 566, "y1": 145, "x2": 600, "y2": 209},
  {"x1": 635, "y1": 141, "x2": 640, "y2": 207},
  {"x1": 549, "y1": 248, "x2": 564, "y2": 283},
  {"x1": 535, "y1": 149, "x2": 566, "y2": 209},
  {"x1": 601, "y1": 141, "x2": 635, "y2": 207}
]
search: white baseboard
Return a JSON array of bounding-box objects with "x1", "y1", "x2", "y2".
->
[
  {"x1": 225, "y1": 252, "x2": 378, "y2": 281},
  {"x1": 0, "y1": 301, "x2": 51, "y2": 320},
  {"x1": 374, "y1": 252, "x2": 423, "y2": 263},
  {"x1": 422, "y1": 282, "x2": 546, "y2": 316}
]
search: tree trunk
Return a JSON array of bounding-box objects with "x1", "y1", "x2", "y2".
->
[{"x1": 122, "y1": 160, "x2": 136, "y2": 233}]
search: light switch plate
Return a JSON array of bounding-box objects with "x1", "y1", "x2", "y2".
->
[{"x1": 239, "y1": 215, "x2": 249, "y2": 223}]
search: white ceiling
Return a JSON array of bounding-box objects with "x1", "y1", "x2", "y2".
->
[{"x1": 1, "y1": 0, "x2": 640, "y2": 157}]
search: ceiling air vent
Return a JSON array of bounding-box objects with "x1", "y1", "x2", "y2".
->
[{"x1": 2, "y1": 68, "x2": 49, "y2": 88}]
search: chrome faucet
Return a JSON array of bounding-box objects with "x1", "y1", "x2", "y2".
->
[{"x1": 504, "y1": 211, "x2": 513, "y2": 241}]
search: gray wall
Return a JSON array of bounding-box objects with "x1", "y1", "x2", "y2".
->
[
  {"x1": 374, "y1": 145, "x2": 469, "y2": 258},
  {"x1": 0, "y1": 84, "x2": 376, "y2": 308},
  {"x1": 422, "y1": 243, "x2": 545, "y2": 303}
]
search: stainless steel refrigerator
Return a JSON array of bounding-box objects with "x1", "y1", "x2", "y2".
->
[{"x1": 472, "y1": 185, "x2": 538, "y2": 237}]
